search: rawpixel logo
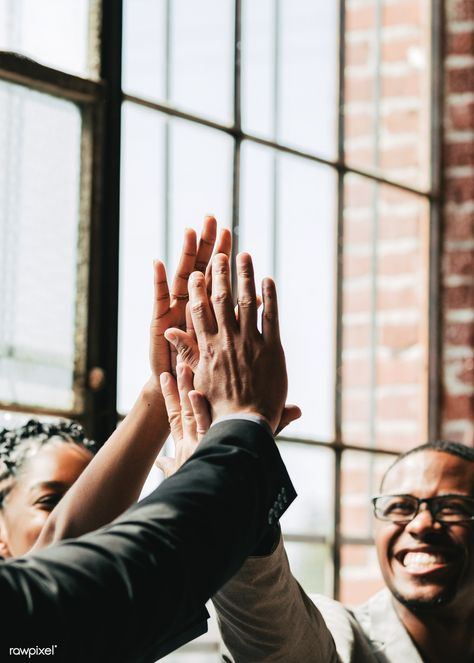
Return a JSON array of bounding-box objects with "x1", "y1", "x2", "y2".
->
[{"x1": 9, "y1": 646, "x2": 57, "y2": 657}]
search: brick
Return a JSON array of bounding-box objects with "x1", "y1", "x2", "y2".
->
[
  {"x1": 448, "y1": 32, "x2": 474, "y2": 57},
  {"x1": 444, "y1": 208, "x2": 474, "y2": 240},
  {"x1": 444, "y1": 248, "x2": 474, "y2": 276},
  {"x1": 345, "y1": 145, "x2": 375, "y2": 167},
  {"x1": 383, "y1": 108, "x2": 421, "y2": 134},
  {"x1": 444, "y1": 284, "x2": 474, "y2": 309},
  {"x1": 379, "y1": 215, "x2": 420, "y2": 240},
  {"x1": 343, "y1": 358, "x2": 372, "y2": 388},
  {"x1": 343, "y1": 323, "x2": 371, "y2": 349},
  {"x1": 445, "y1": 176, "x2": 474, "y2": 203},
  {"x1": 445, "y1": 141, "x2": 474, "y2": 167},
  {"x1": 376, "y1": 286, "x2": 421, "y2": 310},
  {"x1": 345, "y1": 76, "x2": 374, "y2": 103},
  {"x1": 445, "y1": 321, "x2": 474, "y2": 345},
  {"x1": 379, "y1": 323, "x2": 421, "y2": 349},
  {"x1": 448, "y1": 0, "x2": 474, "y2": 22},
  {"x1": 344, "y1": 253, "x2": 372, "y2": 278},
  {"x1": 443, "y1": 393, "x2": 474, "y2": 420},
  {"x1": 377, "y1": 251, "x2": 420, "y2": 276},
  {"x1": 340, "y1": 577, "x2": 385, "y2": 608},
  {"x1": 382, "y1": 37, "x2": 421, "y2": 63},
  {"x1": 447, "y1": 101, "x2": 474, "y2": 131},
  {"x1": 344, "y1": 217, "x2": 372, "y2": 243},
  {"x1": 381, "y1": 72, "x2": 420, "y2": 98},
  {"x1": 377, "y1": 357, "x2": 421, "y2": 385},
  {"x1": 346, "y1": 41, "x2": 371, "y2": 67},
  {"x1": 344, "y1": 286, "x2": 372, "y2": 313},
  {"x1": 380, "y1": 143, "x2": 419, "y2": 169},
  {"x1": 345, "y1": 112, "x2": 374, "y2": 138},
  {"x1": 447, "y1": 67, "x2": 474, "y2": 94},
  {"x1": 383, "y1": 1, "x2": 422, "y2": 27},
  {"x1": 375, "y1": 430, "x2": 423, "y2": 451},
  {"x1": 342, "y1": 393, "x2": 371, "y2": 421},
  {"x1": 346, "y1": 4, "x2": 375, "y2": 32},
  {"x1": 377, "y1": 392, "x2": 421, "y2": 418}
]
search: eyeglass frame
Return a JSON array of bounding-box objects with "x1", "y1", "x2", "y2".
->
[{"x1": 371, "y1": 493, "x2": 474, "y2": 525}]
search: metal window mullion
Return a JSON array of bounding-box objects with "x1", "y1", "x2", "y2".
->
[
  {"x1": 231, "y1": 0, "x2": 242, "y2": 290},
  {"x1": 427, "y1": 0, "x2": 444, "y2": 442}
]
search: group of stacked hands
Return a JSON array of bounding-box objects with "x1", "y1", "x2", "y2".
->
[{"x1": 0, "y1": 217, "x2": 473, "y2": 663}]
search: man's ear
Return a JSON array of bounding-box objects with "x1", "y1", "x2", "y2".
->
[{"x1": 0, "y1": 514, "x2": 12, "y2": 558}]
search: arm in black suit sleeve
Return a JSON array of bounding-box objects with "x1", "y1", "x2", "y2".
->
[{"x1": 0, "y1": 420, "x2": 296, "y2": 663}]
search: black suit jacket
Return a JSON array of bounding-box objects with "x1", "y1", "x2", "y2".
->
[{"x1": 0, "y1": 420, "x2": 296, "y2": 662}]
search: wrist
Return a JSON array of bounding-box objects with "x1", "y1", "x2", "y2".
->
[{"x1": 211, "y1": 406, "x2": 275, "y2": 433}]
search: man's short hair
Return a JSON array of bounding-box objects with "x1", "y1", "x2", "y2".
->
[{"x1": 380, "y1": 439, "x2": 474, "y2": 492}]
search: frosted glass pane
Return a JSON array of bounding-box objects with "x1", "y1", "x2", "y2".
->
[
  {"x1": 118, "y1": 103, "x2": 166, "y2": 413},
  {"x1": 279, "y1": 442, "x2": 333, "y2": 537},
  {"x1": 242, "y1": 0, "x2": 338, "y2": 157},
  {"x1": 285, "y1": 541, "x2": 333, "y2": 595},
  {"x1": 0, "y1": 81, "x2": 82, "y2": 410},
  {"x1": 240, "y1": 145, "x2": 337, "y2": 440},
  {"x1": 344, "y1": 0, "x2": 431, "y2": 188},
  {"x1": 167, "y1": 119, "x2": 233, "y2": 276},
  {"x1": 123, "y1": 0, "x2": 234, "y2": 124},
  {"x1": 0, "y1": 0, "x2": 91, "y2": 76}
]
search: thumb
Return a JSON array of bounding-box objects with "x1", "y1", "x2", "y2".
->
[
  {"x1": 275, "y1": 404, "x2": 302, "y2": 436},
  {"x1": 165, "y1": 328, "x2": 200, "y2": 371}
]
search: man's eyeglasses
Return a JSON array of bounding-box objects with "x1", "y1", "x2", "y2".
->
[{"x1": 371, "y1": 494, "x2": 474, "y2": 524}]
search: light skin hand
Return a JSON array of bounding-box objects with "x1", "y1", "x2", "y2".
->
[
  {"x1": 155, "y1": 362, "x2": 211, "y2": 478},
  {"x1": 165, "y1": 253, "x2": 289, "y2": 433}
]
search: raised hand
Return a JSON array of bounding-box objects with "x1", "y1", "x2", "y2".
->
[
  {"x1": 155, "y1": 362, "x2": 211, "y2": 478},
  {"x1": 165, "y1": 253, "x2": 289, "y2": 433},
  {"x1": 149, "y1": 217, "x2": 231, "y2": 381}
]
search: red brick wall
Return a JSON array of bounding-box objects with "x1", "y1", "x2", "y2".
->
[{"x1": 441, "y1": 0, "x2": 474, "y2": 445}]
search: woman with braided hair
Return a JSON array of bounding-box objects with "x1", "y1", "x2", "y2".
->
[{"x1": 0, "y1": 419, "x2": 99, "y2": 557}]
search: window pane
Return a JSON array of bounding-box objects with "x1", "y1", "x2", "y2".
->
[
  {"x1": 341, "y1": 449, "x2": 395, "y2": 539},
  {"x1": 0, "y1": 0, "x2": 92, "y2": 76},
  {"x1": 118, "y1": 112, "x2": 232, "y2": 413},
  {"x1": 240, "y1": 142, "x2": 337, "y2": 440},
  {"x1": 123, "y1": 0, "x2": 234, "y2": 124},
  {"x1": 341, "y1": 175, "x2": 429, "y2": 450},
  {"x1": 344, "y1": 0, "x2": 431, "y2": 189},
  {"x1": 167, "y1": 119, "x2": 233, "y2": 276},
  {"x1": 340, "y1": 543, "x2": 384, "y2": 606},
  {"x1": 278, "y1": 442, "x2": 333, "y2": 537},
  {"x1": 242, "y1": 0, "x2": 338, "y2": 158},
  {"x1": 118, "y1": 103, "x2": 166, "y2": 413},
  {"x1": 285, "y1": 540, "x2": 333, "y2": 595},
  {"x1": 0, "y1": 81, "x2": 83, "y2": 411}
]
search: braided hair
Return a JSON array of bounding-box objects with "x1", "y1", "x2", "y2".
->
[{"x1": 0, "y1": 419, "x2": 98, "y2": 508}]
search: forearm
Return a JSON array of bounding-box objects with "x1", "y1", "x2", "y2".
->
[
  {"x1": 33, "y1": 378, "x2": 169, "y2": 548},
  {"x1": 214, "y1": 536, "x2": 337, "y2": 662}
]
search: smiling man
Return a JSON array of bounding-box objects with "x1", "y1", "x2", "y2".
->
[{"x1": 213, "y1": 440, "x2": 474, "y2": 662}]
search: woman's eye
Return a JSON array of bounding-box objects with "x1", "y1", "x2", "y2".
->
[{"x1": 35, "y1": 494, "x2": 61, "y2": 509}]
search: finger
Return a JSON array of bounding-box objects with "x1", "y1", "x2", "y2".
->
[
  {"x1": 236, "y1": 252, "x2": 258, "y2": 334},
  {"x1": 189, "y1": 390, "x2": 211, "y2": 441},
  {"x1": 165, "y1": 328, "x2": 200, "y2": 371},
  {"x1": 160, "y1": 372, "x2": 182, "y2": 442},
  {"x1": 185, "y1": 302, "x2": 196, "y2": 341},
  {"x1": 234, "y1": 294, "x2": 262, "y2": 320},
  {"x1": 177, "y1": 363, "x2": 196, "y2": 440},
  {"x1": 261, "y1": 277, "x2": 281, "y2": 343},
  {"x1": 152, "y1": 260, "x2": 170, "y2": 320},
  {"x1": 205, "y1": 227, "x2": 232, "y2": 296},
  {"x1": 194, "y1": 215, "x2": 217, "y2": 273},
  {"x1": 274, "y1": 404, "x2": 302, "y2": 436},
  {"x1": 170, "y1": 228, "x2": 197, "y2": 303},
  {"x1": 211, "y1": 254, "x2": 238, "y2": 332},
  {"x1": 188, "y1": 271, "x2": 217, "y2": 337}
]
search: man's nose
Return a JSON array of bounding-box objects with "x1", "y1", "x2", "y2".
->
[{"x1": 405, "y1": 505, "x2": 440, "y2": 534}]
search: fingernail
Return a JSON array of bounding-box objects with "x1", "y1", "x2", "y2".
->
[
  {"x1": 160, "y1": 373, "x2": 170, "y2": 386},
  {"x1": 165, "y1": 332, "x2": 176, "y2": 344}
]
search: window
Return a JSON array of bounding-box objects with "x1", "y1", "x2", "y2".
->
[{"x1": 0, "y1": 0, "x2": 441, "y2": 659}]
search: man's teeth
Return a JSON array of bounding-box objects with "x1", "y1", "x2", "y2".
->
[{"x1": 403, "y1": 552, "x2": 445, "y2": 568}]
